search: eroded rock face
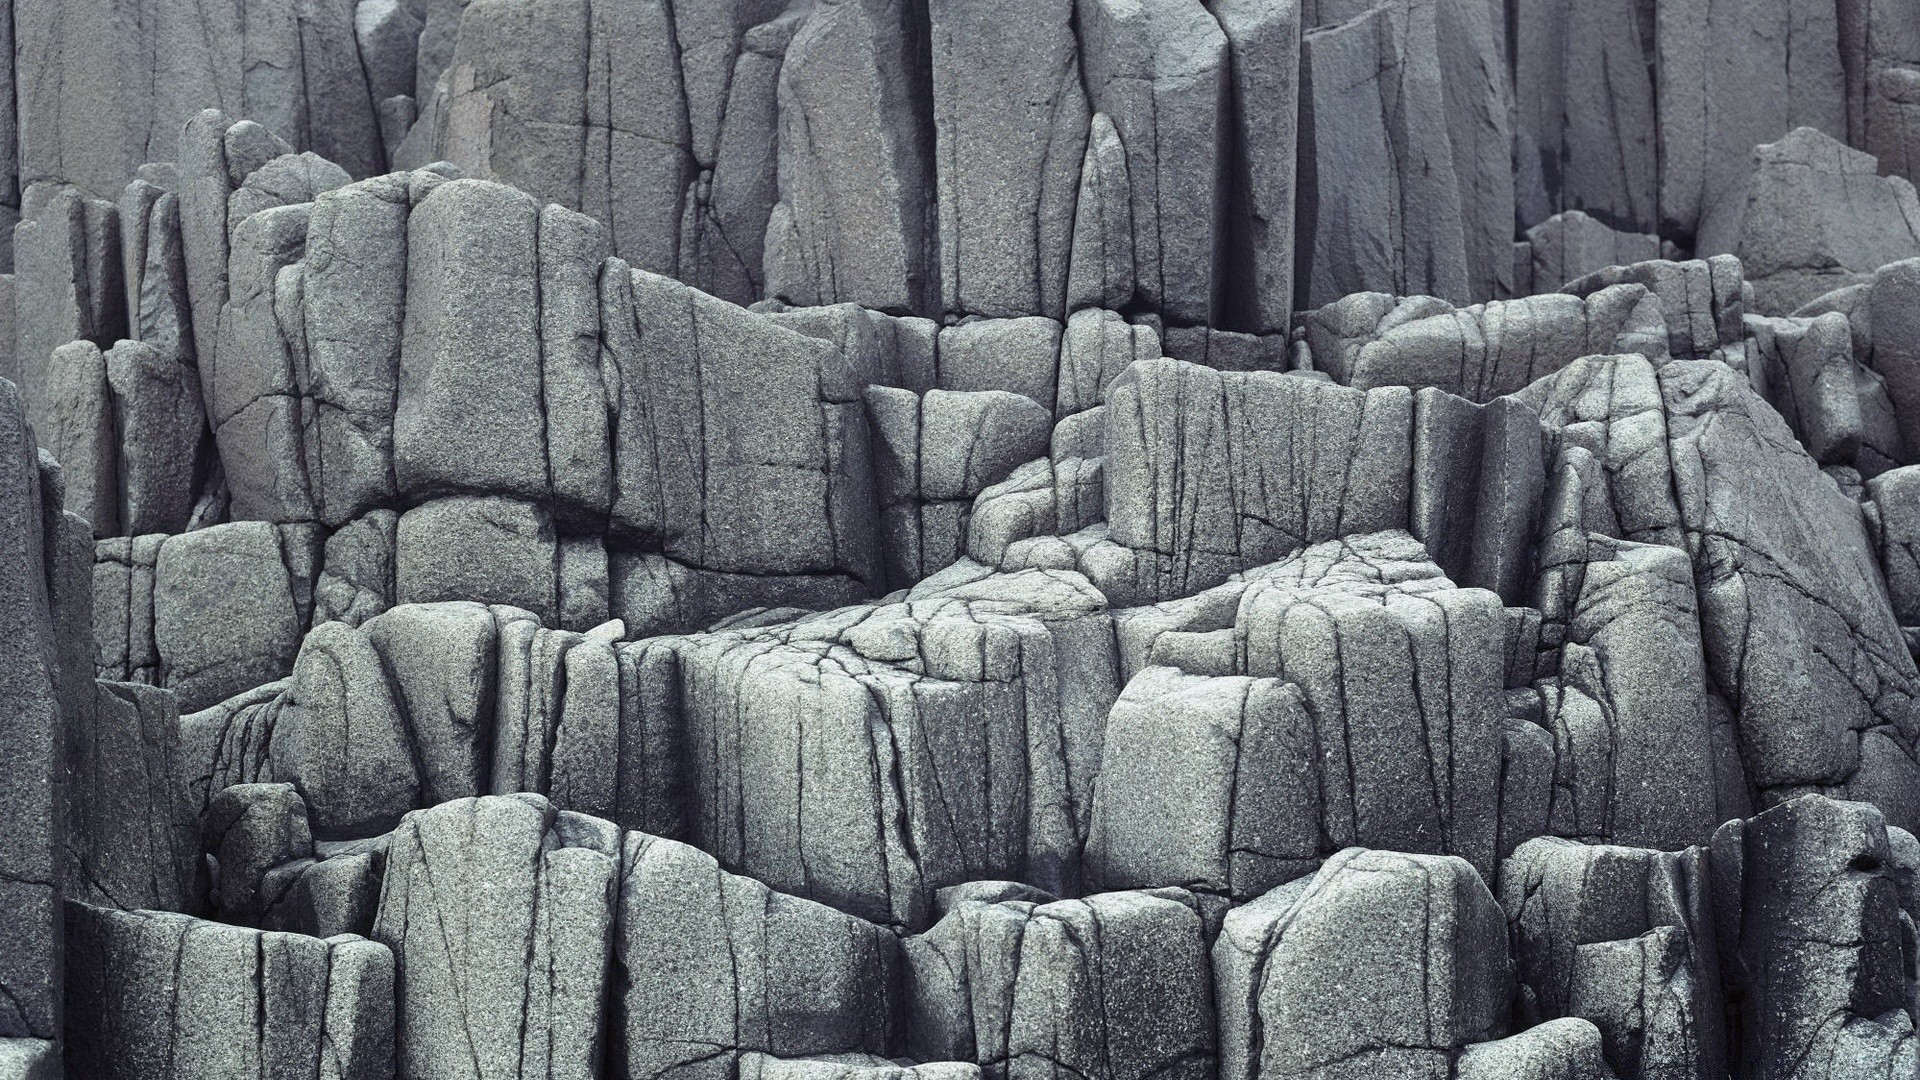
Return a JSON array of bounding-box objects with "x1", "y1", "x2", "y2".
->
[{"x1": 17, "y1": 6, "x2": 1920, "y2": 1078}]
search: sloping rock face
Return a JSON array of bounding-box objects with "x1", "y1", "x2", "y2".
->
[{"x1": 14, "y1": 4, "x2": 1920, "y2": 1080}]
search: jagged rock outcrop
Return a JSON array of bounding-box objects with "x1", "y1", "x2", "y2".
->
[{"x1": 17, "y1": 3, "x2": 1920, "y2": 1076}]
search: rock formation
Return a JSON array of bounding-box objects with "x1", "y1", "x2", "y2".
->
[{"x1": 4, "y1": 2, "x2": 1920, "y2": 1079}]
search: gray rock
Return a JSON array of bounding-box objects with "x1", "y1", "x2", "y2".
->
[
  {"x1": 905, "y1": 889, "x2": 1213, "y2": 1080},
  {"x1": 313, "y1": 509, "x2": 400, "y2": 628},
  {"x1": 930, "y1": 0, "x2": 1086, "y2": 321},
  {"x1": 1528, "y1": 535, "x2": 1732, "y2": 849},
  {"x1": 357, "y1": 0, "x2": 426, "y2": 109},
  {"x1": 67, "y1": 902, "x2": 394, "y2": 1080},
  {"x1": 360, "y1": 601, "x2": 496, "y2": 807},
  {"x1": 872, "y1": 387, "x2": 1051, "y2": 587},
  {"x1": 1454, "y1": 1019, "x2": 1619, "y2": 1080},
  {"x1": 489, "y1": 615, "x2": 623, "y2": 819},
  {"x1": 92, "y1": 533, "x2": 164, "y2": 684},
  {"x1": 673, "y1": 568, "x2": 1115, "y2": 926},
  {"x1": 935, "y1": 317, "x2": 1063, "y2": 407},
  {"x1": 374, "y1": 794, "x2": 618, "y2": 1080},
  {"x1": 66, "y1": 680, "x2": 200, "y2": 913},
  {"x1": 270, "y1": 620, "x2": 420, "y2": 838},
  {"x1": 1078, "y1": 0, "x2": 1226, "y2": 326},
  {"x1": 1662, "y1": 360, "x2": 1920, "y2": 829},
  {"x1": 1699, "y1": 127, "x2": 1920, "y2": 315},
  {"x1": 1712, "y1": 795, "x2": 1920, "y2": 1078},
  {"x1": 767, "y1": 0, "x2": 936, "y2": 316},
  {"x1": 1657, "y1": 0, "x2": 1848, "y2": 239},
  {"x1": 1056, "y1": 308, "x2": 1159, "y2": 416},
  {"x1": 1104, "y1": 358, "x2": 1413, "y2": 600},
  {"x1": 118, "y1": 180, "x2": 194, "y2": 366},
  {"x1": 1514, "y1": 1, "x2": 1658, "y2": 236},
  {"x1": 0, "y1": 382, "x2": 62, "y2": 1039},
  {"x1": 0, "y1": 1039, "x2": 56, "y2": 1080},
  {"x1": 1086, "y1": 666, "x2": 1318, "y2": 898},
  {"x1": 301, "y1": 174, "x2": 409, "y2": 526},
  {"x1": 678, "y1": 6, "x2": 804, "y2": 305},
  {"x1": 537, "y1": 203, "x2": 615, "y2": 522},
  {"x1": 207, "y1": 200, "x2": 314, "y2": 523},
  {"x1": 1208, "y1": 0, "x2": 1301, "y2": 334},
  {"x1": 259, "y1": 839, "x2": 388, "y2": 940},
  {"x1": 607, "y1": 552, "x2": 869, "y2": 640},
  {"x1": 1065, "y1": 114, "x2": 1136, "y2": 315},
  {"x1": 395, "y1": 496, "x2": 561, "y2": 623},
  {"x1": 395, "y1": 178, "x2": 550, "y2": 503},
  {"x1": 1298, "y1": 1, "x2": 1467, "y2": 306},
  {"x1": 1215, "y1": 848, "x2": 1510, "y2": 1080},
  {"x1": 103, "y1": 339, "x2": 207, "y2": 536},
  {"x1": 1304, "y1": 287, "x2": 1669, "y2": 402},
  {"x1": 1502, "y1": 838, "x2": 1726, "y2": 1079},
  {"x1": 616, "y1": 828, "x2": 901, "y2": 1080},
  {"x1": 152, "y1": 522, "x2": 307, "y2": 712},
  {"x1": 1518, "y1": 212, "x2": 1664, "y2": 295},
  {"x1": 1746, "y1": 312, "x2": 1867, "y2": 464},
  {"x1": 741, "y1": 1054, "x2": 979, "y2": 1080},
  {"x1": 1842, "y1": 0, "x2": 1920, "y2": 183},
  {"x1": 1871, "y1": 466, "x2": 1920, "y2": 624},
  {"x1": 1563, "y1": 256, "x2": 1748, "y2": 362},
  {"x1": 1863, "y1": 258, "x2": 1920, "y2": 463},
  {"x1": 604, "y1": 265, "x2": 879, "y2": 584},
  {"x1": 38, "y1": 340, "x2": 116, "y2": 535},
  {"x1": 13, "y1": 185, "x2": 123, "y2": 426},
  {"x1": 203, "y1": 782, "x2": 316, "y2": 923}
]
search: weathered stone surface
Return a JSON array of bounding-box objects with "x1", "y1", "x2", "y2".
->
[
  {"x1": 1700, "y1": 127, "x2": 1920, "y2": 314},
  {"x1": 28, "y1": 4, "x2": 1920, "y2": 1071},
  {"x1": 373, "y1": 794, "x2": 617, "y2": 1080},
  {"x1": 1078, "y1": 0, "x2": 1225, "y2": 327},
  {"x1": 1087, "y1": 667, "x2": 1317, "y2": 898},
  {"x1": 1562, "y1": 257, "x2": 1749, "y2": 362},
  {"x1": 1454, "y1": 1019, "x2": 1618, "y2": 1080},
  {"x1": 395, "y1": 178, "x2": 550, "y2": 503},
  {"x1": 103, "y1": 339, "x2": 207, "y2": 536},
  {"x1": 1514, "y1": 1, "x2": 1659, "y2": 235},
  {"x1": 1712, "y1": 795, "x2": 1920, "y2": 1078},
  {"x1": 1298, "y1": 1, "x2": 1467, "y2": 307},
  {"x1": 1502, "y1": 838, "x2": 1726, "y2": 1080},
  {"x1": 1516, "y1": 212, "x2": 1663, "y2": 295},
  {"x1": 203, "y1": 782, "x2": 315, "y2": 924},
  {"x1": 152, "y1": 522, "x2": 307, "y2": 712},
  {"x1": 0, "y1": 382, "x2": 62, "y2": 1041},
  {"x1": 767, "y1": 0, "x2": 936, "y2": 316},
  {"x1": 1663, "y1": 360, "x2": 1920, "y2": 828},
  {"x1": 67, "y1": 680, "x2": 199, "y2": 913},
  {"x1": 1303, "y1": 287, "x2": 1669, "y2": 402},
  {"x1": 1110, "y1": 533, "x2": 1506, "y2": 877},
  {"x1": 673, "y1": 567, "x2": 1116, "y2": 927},
  {"x1": 604, "y1": 266, "x2": 878, "y2": 584},
  {"x1": 67, "y1": 903, "x2": 394, "y2": 1080},
  {"x1": 905, "y1": 888, "x2": 1213, "y2": 1080},
  {"x1": 13, "y1": 184, "x2": 124, "y2": 421},
  {"x1": 929, "y1": 0, "x2": 1085, "y2": 321},
  {"x1": 395, "y1": 496, "x2": 561, "y2": 623},
  {"x1": 1657, "y1": 0, "x2": 1848, "y2": 239},
  {"x1": 1215, "y1": 848, "x2": 1510, "y2": 1080},
  {"x1": 1209, "y1": 0, "x2": 1301, "y2": 334},
  {"x1": 1104, "y1": 358, "x2": 1413, "y2": 600},
  {"x1": 616, "y1": 828, "x2": 901, "y2": 1080}
]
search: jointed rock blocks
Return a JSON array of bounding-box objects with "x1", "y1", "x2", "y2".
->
[{"x1": 14, "y1": 2, "x2": 1920, "y2": 1078}]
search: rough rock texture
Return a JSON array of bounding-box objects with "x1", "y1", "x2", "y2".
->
[
  {"x1": 17, "y1": 5, "x2": 1920, "y2": 1077},
  {"x1": 65, "y1": 903, "x2": 393, "y2": 1080}
]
